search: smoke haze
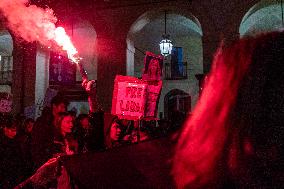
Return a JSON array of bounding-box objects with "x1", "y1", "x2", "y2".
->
[{"x1": 0, "y1": 0, "x2": 57, "y2": 47}]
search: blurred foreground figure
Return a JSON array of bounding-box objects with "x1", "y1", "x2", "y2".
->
[
  {"x1": 173, "y1": 31, "x2": 284, "y2": 188},
  {"x1": 0, "y1": 116, "x2": 25, "y2": 188}
]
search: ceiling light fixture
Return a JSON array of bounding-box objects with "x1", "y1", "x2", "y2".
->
[{"x1": 159, "y1": 10, "x2": 173, "y2": 56}]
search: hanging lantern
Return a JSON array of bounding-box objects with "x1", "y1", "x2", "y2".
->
[
  {"x1": 159, "y1": 10, "x2": 173, "y2": 56},
  {"x1": 159, "y1": 35, "x2": 173, "y2": 56}
]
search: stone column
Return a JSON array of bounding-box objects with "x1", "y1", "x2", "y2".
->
[
  {"x1": 12, "y1": 37, "x2": 36, "y2": 114},
  {"x1": 202, "y1": 33, "x2": 220, "y2": 73},
  {"x1": 96, "y1": 36, "x2": 126, "y2": 112}
]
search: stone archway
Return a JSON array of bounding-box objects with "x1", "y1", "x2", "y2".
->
[
  {"x1": 126, "y1": 10, "x2": 203, "y2": 78},
  {"x1": 240, "y1": 0, "x2": 283, "y2": 37},
  {"x1": 126, "y1": 10, "x2": 203, "y2": 118},
  {"x1": 164, "y1": 89, "x2": 191, "y2": 120}
]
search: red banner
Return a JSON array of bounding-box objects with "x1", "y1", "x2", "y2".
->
[
  {"x1": 142, "y1": 51, "x2": 163, "y2": 81},
  {"x1": 142, "y1": 52, "x2": 163, "y2": 119},
  {"x1": 144, "y1": 80, "x2": 162, "y2": 118},
  {"x1": 112, "y1": 75, "x2": 147, "y2": 120}
]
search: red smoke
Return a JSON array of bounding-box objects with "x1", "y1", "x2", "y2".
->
[
  {"x1": 0, "y1": 0, "x2": 57, "y2": 46},
  {"x1": 0, "y1": 0, "x2": 79, "y2": 62}
]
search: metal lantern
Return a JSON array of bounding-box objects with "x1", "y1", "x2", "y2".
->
[
  {"x1": 160, "y1": 11, "x2": 173, "y2": 56},
  {"x1": 159, "y1": 36, "x2": 173, "y2": 56}
]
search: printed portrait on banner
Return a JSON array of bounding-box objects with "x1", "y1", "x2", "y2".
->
[
  {"x1": 143, "y1": 80, "x2": 162, "y2": 118},
  {"x1": 141, "y1": 52, "x2": 163, "y2": 119},
  {"x1": 142, "y1": 51, "x2": 163, "y2": 81}
]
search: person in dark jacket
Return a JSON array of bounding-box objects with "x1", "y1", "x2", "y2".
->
[
  {"x1": 15, "y1": 81, "x2": 105, "y2": 189},
  {"x1": 105, "y1": 116, "x2": 134, "y2": 149},
  {"x1": 31, "y1": 94, "x2": 69, "y2": 169},
  {"x1": 19, "y1": 118, "x2": 34, "y2": 179},
  {"x1": 0, "y1": 117, "x2": 25, "y2": 189},
  {"x1": 82, "y1": 79, "x2": 105, "y2": 151},
  {"x1": 52, "y1": 111, "x2": 78, "y2": 156},
  {"x1": 74, "y1": 113, "x2": 97, "y2": 153}
]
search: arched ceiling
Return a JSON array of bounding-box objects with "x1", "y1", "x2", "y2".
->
[
  {"x1": 133, "y1": 14, "x2": 201, "y2": 48},
  {"x1": 127, "y1": 10, "x2": 203, "y2": 79},
  {"x1": 129, "y1": 12, "x2": 202, "y2": 39},
  {"x1": 143, "y1": 13, "x2": 202, "y2": 38},
  {"x1": 128, "y1": 12, "x2": 202, "y2": 54},
  {"x1": 240, "y1": 0, "x2": 283, "y2": 36}
]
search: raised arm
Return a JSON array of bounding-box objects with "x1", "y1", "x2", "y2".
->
[{"x1": 82, "y1": 79, "x2": 97, "y2": 113}]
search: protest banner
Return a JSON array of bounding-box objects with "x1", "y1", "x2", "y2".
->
[
  {"x1": 141, "y1": 52, "x2": 163, "y2": 119},
  {"x1": 142, "y1": 51, "x2": 163, "y2": 81},
  {"x1": 112, "y1": 52, "x2": 163, "y2": 120},
  {"x1": 143, "y1": 80, "x2": 162, "y2": 118},
  {"x1": 112, "y1": 75, "x2": 147, "y2": 120}
]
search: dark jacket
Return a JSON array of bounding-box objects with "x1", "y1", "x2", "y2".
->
[
  {"x1": 0, "y1": 134, "x2": 25, "y2": 189},
  {"x1": 31, "y1": 108, "x2": 56, "y2": 169},
  {"x1": 53, "y1": 128, "x2": 78, "y2": 156},
  {"x1": 61, "y1": 136, "x2": 175, "y2": 189},
  {"x1": 74, "y1": 111, "x2": 105, "y2": 153},
  {"x1": 19, "y1": 133, "x2": 33, "y2": 178},
  {"x1": 88, "y1": 111, "x2": 105, "y2": 151}
]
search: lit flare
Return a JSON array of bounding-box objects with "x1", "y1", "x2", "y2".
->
[{"x1": 54, "y1": 27, "x2": 81, "y2": 63}]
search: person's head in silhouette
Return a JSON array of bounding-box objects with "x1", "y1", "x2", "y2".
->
[{"x1": 173, "y1": 31, "x2": 284, "y2": 188}]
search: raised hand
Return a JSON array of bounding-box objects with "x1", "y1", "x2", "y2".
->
[{"x1": 82, "y1": 79, "x2": 97, "y2": 113}]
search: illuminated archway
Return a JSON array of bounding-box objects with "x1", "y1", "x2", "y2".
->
[
  {"x1": 126, "y1": 10, "x2": 203, "y2": 118},
  {"x1": 240, "y1": 0, "x2": 283, "y2": 37},
  {"x1": 164, "y1": 89, "x2": 191, "y2": 120},
  {"x1": 127, "y1": 10, "x2": 202, "y2": 77}
]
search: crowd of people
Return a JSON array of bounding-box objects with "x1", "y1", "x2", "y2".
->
[
  {"x1": 0, "y1": 114, "x2": 33, "y2": 188},
  {"x1": 0, "y1": 81, "x2": 176, "y2": 188},
  {"x1": 1, "y1": 30, "x2": 284, "y2": 189}
]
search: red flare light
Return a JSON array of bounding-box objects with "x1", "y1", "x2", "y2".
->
[
  {"x1": 0, "y1": 0, "x2": 81, "y2": 63},
  {"x1": 54, "y1": 27, "x2": 80, "y2": 63}
]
